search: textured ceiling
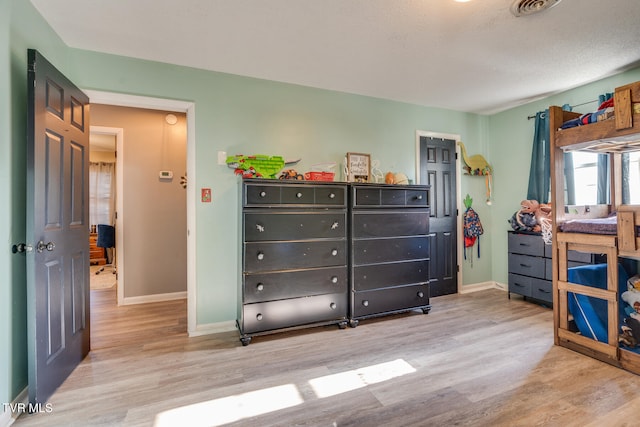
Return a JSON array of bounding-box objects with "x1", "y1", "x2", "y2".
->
[{"x1": 30, "y1": 0, "x2": 640, "y2": 114}]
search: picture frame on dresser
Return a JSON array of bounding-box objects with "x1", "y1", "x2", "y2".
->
[{"x1": 346, "y1": 152, "x2": 371, "y2": 183}]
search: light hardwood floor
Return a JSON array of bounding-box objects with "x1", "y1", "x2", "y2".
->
[{"x1": 15, "y1": 288, "x2": 640, "y2": 427}]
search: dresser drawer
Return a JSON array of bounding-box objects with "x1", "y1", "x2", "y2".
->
[
  {"x1": 353, "y1": 236, "x2": 429, "y2": 265},
  {"x1": 531, "y1": 278, "x2": 552, "y2": 303},
  {"x1": 352, "y1": 259, "x2": 429, "y2": 291},
  {"x1": 244, "y1": 183, "x2": 346, "y2": 207},
  {"x1": 244, "y1": 212, "x2": 346, "y2": 241},
  {"x1": 508, "y1": 273, "x2": 532, "y2": 297},
  {"x1": 242, "y1": 292, "x2": 347, "y2": 334},
  {"x1": 243, "y1": 266, "x2": 347, "y2": 303},
  {"x1": 508, "y1": 253, "x2": 545, "y2": 278},
  {"x1": 352, "y1": 185, "x2": 429, "y2": 208},
  {"x1": 352, "y1": 211, "x2": 429, "y2": 238},
  {"x1": 508, "y1": 233, "x2": 544, "y2": 256},
  {"x1": 244, "y1": 240, "x2": 346, "y2": 272},
  {"x1": 315, "y1": 186, "x2": 347, "y2": 206},
  {"x1": 352, "y1": 283, "x2": 429, "y2": 318},
  {"x1": 281, "y1": 185, "x2": 315, "y2": 204},
  {"x1": 245, "y1": 184, "x2": 281, "y2": 205}
]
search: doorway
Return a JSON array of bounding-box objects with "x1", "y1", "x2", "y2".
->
[
  {"x1": 85, "y1": 90, "x2": 196, "y2": 334},
  {"x1": 415, "y1": 131, "x2": 461, "y2": 296}
]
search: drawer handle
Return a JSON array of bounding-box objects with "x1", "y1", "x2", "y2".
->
[
  {"x1": 331, "y1": 249, "x2": 338, "y2": 256},
  {"x1": 256, "y1": 313, "x2": 263, "y2": 321},
  {"x1": 514, "y1": 283, "x2": 525, "y2": 288},
  {"x1": 329, "y1": 193, "x2": 336, "y2": 199},
  {"x1": 331, "y1": 276, "x2": 338, "y2": 284},
  {"x1": 259, "y1": 191, "x2": 267, "y2": 198},
  {"x1": 331, "y1": 221, "x2": 339, "y2": 230},
  {"x1": 330, "y1": 302, "x2": 337, "y2": 310},
  {"x1": 417, "y1": 291, "x2": 424, "y2": 298},
  {"x1": 362, "y1": 300, "x2": 369, "y2": 307},
  {"x1": 256, "y1": 283, "x2": 264, "y2": 291},
  {"x1": 519, "y1": 243, "x2": 530, "y2": 247},
  {"x1": 296, "y1": 192, "x2": 303, "y2": 198},
  {"x1": 415, "y1": 195, "x2": 423, "y2": 200},
  {"x1": 256, "y1": 224, "x2": 265, "y2": 232},
  {"x1": 257, "y1": 252, "x2": 264, "y2": 261},
  {"x1": 519, "y1": 263, "x2": 530, "y2": 268},
  {"x1": 537, "y1": 288, "x2": 550, "y2": 294}
]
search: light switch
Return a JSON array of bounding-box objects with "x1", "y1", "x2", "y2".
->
[{"x1": 217, "y1": 151, "x2": 227, "y2": 165}]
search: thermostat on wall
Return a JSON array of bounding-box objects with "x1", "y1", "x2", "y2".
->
[{"x1": 159, "y1": 170, "x2": 174, "y2": 180}]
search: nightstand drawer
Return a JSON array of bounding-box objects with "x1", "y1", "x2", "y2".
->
[
  {"x1": 531, "y1": 278, "x2": 552, "y2": 303},
  {"x1": 508, "y1": 233, "x2": 544, "y2": 256},
  {"x1": 508, "y1": 273, "x2": 532, "y2": 297},
  {"x1": 508, "y1": 253, "x2": 545, "y2": 278}
]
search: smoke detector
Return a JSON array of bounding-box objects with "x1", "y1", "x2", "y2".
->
[{"x1": 511, "y1": 0, "x2": 562, "y2": 17}]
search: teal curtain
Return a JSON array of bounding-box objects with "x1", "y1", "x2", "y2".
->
[{"x1": 527, "y1": 110, "x2": 550, "y2": 203}]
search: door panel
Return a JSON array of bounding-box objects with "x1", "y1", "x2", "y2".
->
[
  {"x1": 27, "y1": 49, "x2": 90, "y2": 405},
  {"x1": 420, "y1": 136, "x2": 458, "y2": 296}
]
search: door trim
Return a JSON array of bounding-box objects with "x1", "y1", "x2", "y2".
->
[
  {"x1": 84, "y1": 90, "x2": 196, "y2": 335},
  {"x1": 415, "y1": 130, "x2": 462, "y2": 293},
  {"x1": 90, "y1": 126, "x2": 124, "y2": 305}
]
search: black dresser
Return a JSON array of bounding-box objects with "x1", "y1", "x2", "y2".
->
[
  {"x1": 238, "y1": 180, "x2": 349, "y2": 345},
  {"x1": 507, "y1": 231, "x2": 603, "y2": 304},
  {"x1": 349, "y1": 183, "x2": 431, "y2": 327}
]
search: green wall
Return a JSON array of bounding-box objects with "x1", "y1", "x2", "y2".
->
[
  {"x1": 66, "y1": 49, "x2": 494, "y2": 326},
  {"x1": 4, "y1": 0, "x2": 640, "y2": 410}
]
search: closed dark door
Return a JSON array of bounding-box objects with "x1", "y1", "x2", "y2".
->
[
  {"x1": 27, "y1": 49, "x2": 90, "y2": 404},
  {"x1": 420, "y1": 136, "x2": 458, "y2": 296}
]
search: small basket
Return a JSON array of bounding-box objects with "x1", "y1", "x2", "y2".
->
[
  {"x1": 304, "y1": 163, "x2": 336, "y2": 181},
  {"x1": 304, "y1": 171, "x2": 335, "y2": 181}
]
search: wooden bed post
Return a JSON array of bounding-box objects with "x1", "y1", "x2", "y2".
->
[{"x1": 549, "y1": 106, "x2": 566, "y2": 346}]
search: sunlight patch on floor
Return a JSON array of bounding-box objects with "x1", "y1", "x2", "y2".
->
[
  {"x1": 154, "y1": 384, "x2": 303, "y2": 427},
  {"x1": 153, "y1": 359, "x2": 415, "y2": 426},
  {"x1": 309, "y1": 358, "x2": 416, "y2": 398}
]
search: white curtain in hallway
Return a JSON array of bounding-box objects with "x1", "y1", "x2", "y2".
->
[{"x1": 89, "y1": 162, "x2": 115, "y2": 227}]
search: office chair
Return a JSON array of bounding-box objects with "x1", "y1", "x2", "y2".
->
[{"x1": 95, "y1": 224, "x2": 116, "y2": 275}]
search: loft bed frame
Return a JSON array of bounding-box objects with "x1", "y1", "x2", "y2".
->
[{"x1": 550, "y1": 80, "x2": 640, "y2": 375}]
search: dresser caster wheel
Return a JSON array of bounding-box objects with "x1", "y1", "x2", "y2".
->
[
  {"x1": 338, "y1": 321, "x2": 348, "y2": 329},
  {"x1": 240, "y1": 336, "x2": 252, "y2": 346},
  {"x1": 348, "y1": 319, "x2": 359, "y2": 328},
  {"x1": 422, "y1": 307, "x2": 431, "y2": 314}
]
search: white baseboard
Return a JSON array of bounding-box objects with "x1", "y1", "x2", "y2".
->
[
  {"x1": 188, "y1": 320, "x2": 237, "y2": 337},
  {"x1": 121, "y1": 291, "x2": 187, "y2": 305},
  {"x1": 458, "y1": 281, "x2": 506, "y2": 294},
  {"x1": 1, "y1": 387, "x2": 28, "y2": 427}
]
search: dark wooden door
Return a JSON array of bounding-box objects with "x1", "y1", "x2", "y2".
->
[
  {"x1": 420, "y1": 136, "x2": 458, "y2": 296},
  {"x1": 27, "y1": 49, "x2": 90, "y2": 404}
]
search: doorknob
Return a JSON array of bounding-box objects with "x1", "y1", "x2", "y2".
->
[{"x1": 36, "y1": 241, "x2": 55, "y2": 253}]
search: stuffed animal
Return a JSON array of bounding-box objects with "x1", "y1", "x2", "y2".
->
[
  {"x1": 508, "y1": 200, "x2": 552, "y2": 233},
  {"x1": 620, "y1": 317, "x2": 640, "y2": 348},
  {"x1": 622, "y1": 275, "x2": 640, "y2": 313}
]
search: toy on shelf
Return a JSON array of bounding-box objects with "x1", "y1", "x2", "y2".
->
[
  {"x1": 384, "y1": 172, "x2": 409, "y2": 185},
  {"x1": 304, "y1": 163, "x2": 336, "y2": 181},
  {"x1": 226, "y1": 155, "x2": 285, "y2": 179},
  {"x1": 457, "y1": 141, "x2": 493, "y2": 204},
  {"x1": 279, "y1": 169, "x2": 304, "y2": 180}
]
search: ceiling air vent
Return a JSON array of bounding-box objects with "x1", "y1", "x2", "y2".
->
[{"x1": 510, "y1": 0, "x2": 562, "y2": 17}]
